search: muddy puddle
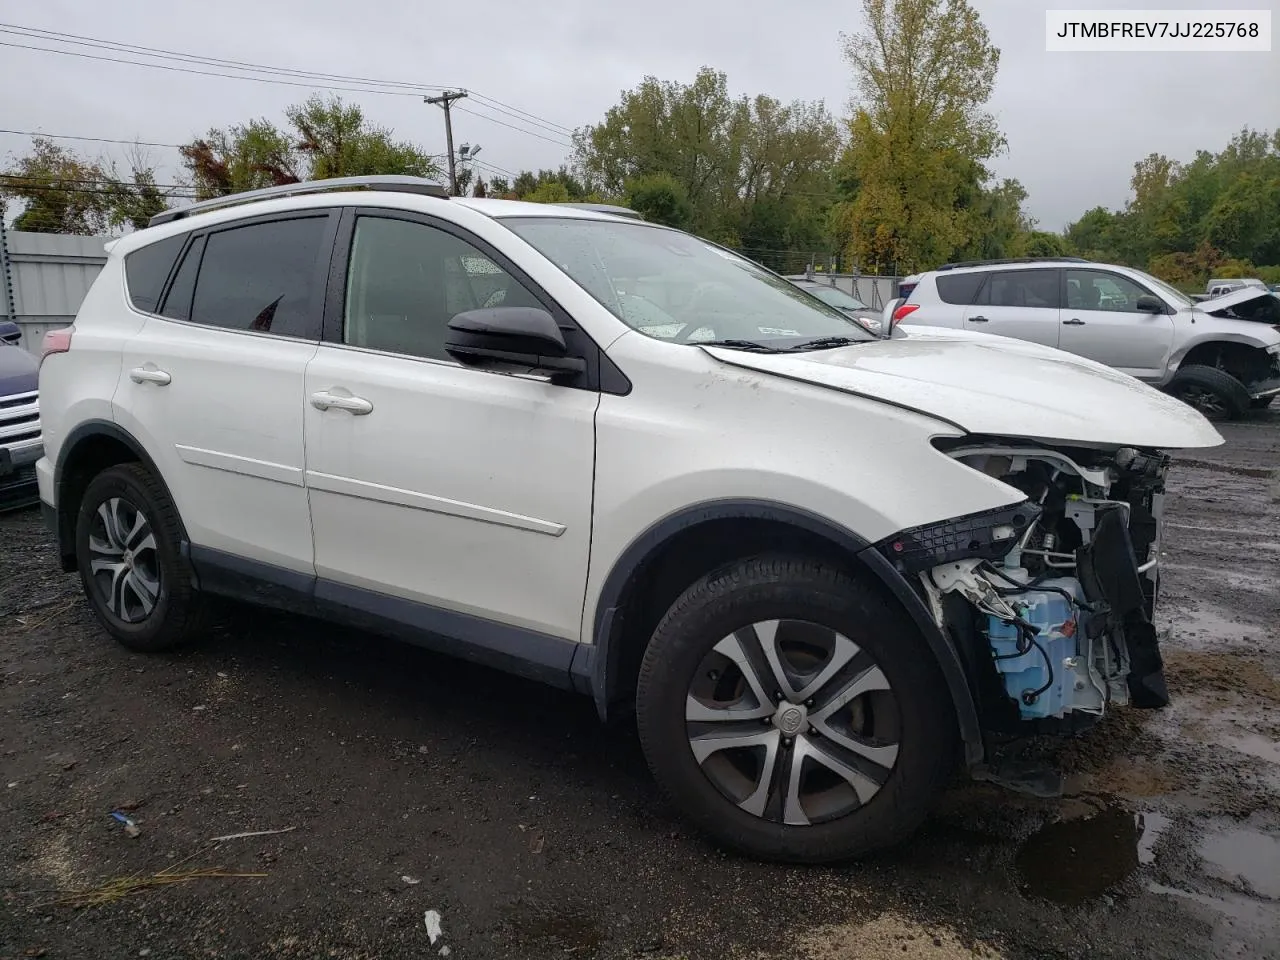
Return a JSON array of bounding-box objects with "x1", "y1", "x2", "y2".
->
[
  {"x1": 1156, "y1": 604, "x2": 1264, "y2": 651},
  {"x1": 1200, "y1": 826, "x2": 1280, "y2": 900},
  {"x1": 1014, "y1": 804, "x2": 1139, "y2": 904}
]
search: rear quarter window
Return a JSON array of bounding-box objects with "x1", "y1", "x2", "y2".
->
[
  {"x1": 123, "y1": 234, "x2": 186, "y2": 313},
  {"x1": 935, "y1": 273, "x2": 986, "y2": 305}
]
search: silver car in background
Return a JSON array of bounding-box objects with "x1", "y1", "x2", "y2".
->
[{"x1": 891, "y1": 257, "x2": 1280, "y2": 420}]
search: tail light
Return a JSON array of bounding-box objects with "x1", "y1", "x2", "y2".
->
[
  {"x1": 41, "y1": 327, "x2": 74, "y2": 363},
  {"x1": 891, "y1": 303, "x2": 919, "y2": 327}
]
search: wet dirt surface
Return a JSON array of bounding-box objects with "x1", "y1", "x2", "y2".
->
[{"x1": 1, "y1": 411, "x2": 1277, "y2": 960}]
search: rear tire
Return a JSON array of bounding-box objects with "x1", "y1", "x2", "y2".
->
[
  {"x1": 635, "y1": 554, "x2": 956, "y2": 864},
  {"x1": 75, "y1": 463, "x2": 207, "y2": 652},
  {"x1": 1165, "y1": 365, "x2": 1250, "y2": 421}
]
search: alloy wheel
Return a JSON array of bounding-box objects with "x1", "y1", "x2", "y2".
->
[
  {"x1": 684, "y1": 619, "x2": 901, "y2": 826},
  {"x1": 1177, "y1": 385, "x2": 1228, "y2": 419},
  {"x1": 87, "y1": 496, "x2": 162, "y2": 623}
]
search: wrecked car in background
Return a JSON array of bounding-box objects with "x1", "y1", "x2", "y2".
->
[
  {"x1": 37, "y1": 177, "x2": 1225, "y2": 865},
  {"x1": 892, "y1": 258, "x2": 1280, "y2": 420}
]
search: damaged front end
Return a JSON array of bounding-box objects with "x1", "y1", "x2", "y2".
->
[{"x1": 876, "y1": 439, "x2": 1171, "y2": 753}]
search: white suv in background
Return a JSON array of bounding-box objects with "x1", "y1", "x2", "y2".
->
[
  {"x1": 893, "y1": 257, "x2": 1280, "y2": 419},
  {"x1": 37, "y1": 178, "x2": 1222, "y2": 863}
]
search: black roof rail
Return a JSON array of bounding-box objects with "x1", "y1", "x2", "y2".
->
[
  {"x1": 148, "y1": 175, "x2": 450, "y2": 227},
  {"x1": 554, "y1": 202, "x2": 644, "y2": 220},
  {"x1": 935, "y1": 256, "x2": 1089, "y2": 272}
]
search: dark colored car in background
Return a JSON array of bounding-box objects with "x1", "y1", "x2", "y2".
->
[
  {"x1": 787, "y1": 278, "x2": 885, "y2": 334},
  {"x1": 0, "y1": 321, "x2": 42, "y2": 511}
]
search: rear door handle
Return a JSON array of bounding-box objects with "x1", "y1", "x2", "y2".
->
[
  {"x1": 310, "y1": 391, "x2": 373, "y2": 415},
  {"x1": 968, "y1": 315, "x2": 989, "y2": 323},
  {"x1": 129, "y1": 366, "x2": 171, "y2": 385},
  {"x1": 1062, "y1": 318, "x2": 1086, "y2": 326}
]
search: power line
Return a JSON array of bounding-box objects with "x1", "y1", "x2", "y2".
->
[
  {"x1": 0, "y1": 128, "x2": 184, "y2": 149},
  {"x1": 469, "y1": 93, "x2": 575, "y2": 136},
  {"x1": 454, "y1": 106, "x2": 572, "y2": 148},
  {"x1": 0, "y1": 39, "x2": 429, "y2": 97},
  {"x1": 0, "y1": 24, "x2": 453, "y2": 91},
  {"x1": 459, "y1": 97, "x2": 577, "y2": 140},
  {"x1": 0, "y1": 23, "x2": 579, "y2": 146}
]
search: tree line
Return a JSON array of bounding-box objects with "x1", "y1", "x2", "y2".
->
[{"x1": 2, "y1": 0, "x2": 1276, "y2": 289}]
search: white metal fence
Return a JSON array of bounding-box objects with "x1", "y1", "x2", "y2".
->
[{"x1": 0, "y1": 225, "x2": 110, "y2": 356}]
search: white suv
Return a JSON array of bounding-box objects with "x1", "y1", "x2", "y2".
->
[
  {"x1": 894, "y1": 257, "x2": 1280, "y2": 420},
  {"x1": 36, "y1": 178, "x2": 1223, "y2": 863}
]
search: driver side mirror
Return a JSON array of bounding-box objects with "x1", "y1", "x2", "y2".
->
[
  {"x1": 0, "y1": 320, "x2": 20, "y2": 345},
  {"x1": 1135, "y1": 295, "x2": 1163, "y2": 314},
  {"x1": 445, "y1": 307, "x2": 586, "y2": 377}
]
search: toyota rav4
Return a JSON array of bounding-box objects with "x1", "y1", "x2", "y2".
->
[
  {"x1": 36, "y1": 177, "x2": 1223, "y2": 863},
  {"x1": 891, "y1": 256, "x2": 1280, "y2": 420}
]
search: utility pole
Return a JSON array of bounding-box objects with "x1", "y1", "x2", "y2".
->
[{"x1": 424, "y1": 90, "x2": 468, "y2": 195}]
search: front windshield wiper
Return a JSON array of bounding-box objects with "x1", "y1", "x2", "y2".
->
[
  {"x1": 782, "y1": 336, "x2": 866, "y2": 352},
  {"x1": 695, "y1": 339, "x2": 784, "y2": 353}
]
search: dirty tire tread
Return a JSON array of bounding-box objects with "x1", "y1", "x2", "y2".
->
[
  {"x1": 635, "y1": 553, "x2": 956, "y2": 864},
  {"x1": 75, "y1": 462, "x2": 208, "y2": 652},
  {"x1": 1167, "y1": 365, "x2": 1251, "y2": 420}
]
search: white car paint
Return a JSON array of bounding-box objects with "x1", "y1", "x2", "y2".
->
[
  {"x1": 302, "y1": 343, "x2": 598, "y2": 640},
  {"x1": 38, "y1": 190, "x2": 1226, "y2": 657},
  {"x1": 705, "y1": 325, "x2": 1225, "y2": 450}
]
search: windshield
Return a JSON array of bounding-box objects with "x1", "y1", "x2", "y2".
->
[
  {"x1": 500, "y1": 217, "x2": 874, "y2": 347},
  {"x1": 1129, "y1": 268, "x2": 1192, "y2": 307},
  {"x1": 799, "y1": 284, "x2": 870, "y2": 311}
]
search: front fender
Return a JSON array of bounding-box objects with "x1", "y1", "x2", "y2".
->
[
  {"x1": 587, "y1": 498, "x2": 987, "y2": 766},
  {"x1": 1168, "y1": 328, "x2": 1280, "y2": 373}
]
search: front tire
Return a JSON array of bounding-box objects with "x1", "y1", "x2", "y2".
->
[
  {"x1": 1166, "y1": 365, "x2": 1251, "y2": 421},
  {"x1": 75, "y1": 463, "x2": 207, "y2": 652},
  {"x1": 635, "y1": 555, "x2": 956, "y2": 863}
]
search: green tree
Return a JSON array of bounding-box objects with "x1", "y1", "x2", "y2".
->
[
  {"x1": 289, "y1": 96, "x2": 438, "y2": 180},
  {"x1": 575, "y1": 67, "x2": 838, "y2": 253},
  {"x1": 1017, "y1": 230, "x2": 1069, "y2": 258},
  {"x1": 180, "y1": 96, "x2": 439, "y2": 200},
  {"x1": 831, "y1": 0, "x2": 1008, "y2": 272},
  {"x1": 524, "y1": 180, "x2": 572, "y2": 204},
  {"x1": 180, "y1": 119, "x2": 300, "y2": 199},
  {"x1": 625, "y1": 172, "x2": 691, "y2": 228},
  {"x1": 1062, "y1": 127, "x2": 1280, "y2": 276},
  {"x1": 1, "y1": 137, "x2": 172, "y2": 233}
]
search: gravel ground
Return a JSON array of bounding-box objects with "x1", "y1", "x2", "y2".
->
[{"x1": 2, "y1": 411, "x2": 1278, "y2": 960}]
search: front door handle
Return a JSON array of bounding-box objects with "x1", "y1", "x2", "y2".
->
[
  {"x1": 1062, "y1": 318, "x2": 1087, "y2": 326},
  {"x1": 968, "y1": 315, "x2": 989, "y2": 323},
  {"x1": 129, "y1": 366, "x2": 171, "y2": 385},
  {"x1": 310, "y1": 391, "x2": 373, "y2": 415}
]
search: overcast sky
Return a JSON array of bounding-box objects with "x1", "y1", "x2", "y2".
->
[{"x1": 1, "y1": 0, "x2": 1276, "y2": 233}]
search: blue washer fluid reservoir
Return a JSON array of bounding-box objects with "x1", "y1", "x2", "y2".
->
[{"x1": 986, "y1": 570, "x2": 1084, "y2": 720}]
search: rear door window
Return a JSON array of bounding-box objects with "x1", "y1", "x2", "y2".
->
[
  {"x1": 935, "y1": 273, "x2": 986, "y2": 305},
  {"x1": 159, "y1": 236, "x2": 204, "y2": 322},
  {"x1": 985, "y1": 270, "x2": 1061, "y2": 309},
  {"x1": 124, "y1": 234, "x2": 185, "y2": 313},
  {"x1": 187, "y1": 216, "x2": 329, "y2": 339}
]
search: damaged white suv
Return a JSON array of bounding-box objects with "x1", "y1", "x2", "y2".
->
[{"x1": 36, "y1": 177, "x2": 1223, "y2": 863}]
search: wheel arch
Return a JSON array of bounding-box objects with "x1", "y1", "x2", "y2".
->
[
  {"x1": 51, "y1": 419, "x2": 186, "y2": 572},
  {"x1": 1170, "y1": 335, "x2": 1274, "y2": 380},
  {"x1": 588, "y1": 499, "x2": 984, "y2": 765}
]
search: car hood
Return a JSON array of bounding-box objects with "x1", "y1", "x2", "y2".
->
[
  {"x1": 0, "y1": 344, "x2": 38, "y2": 397},
  {"x1": 1196, "y1": 286, "x2": 1275, "y2": 311},
  {"x1": 702, "y1": 326, "x2": 1224, "y2": 450}
]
